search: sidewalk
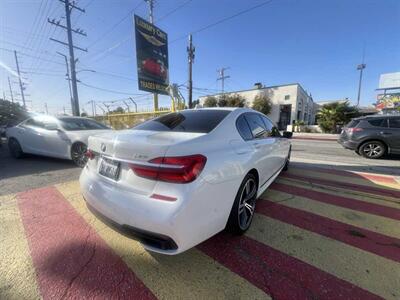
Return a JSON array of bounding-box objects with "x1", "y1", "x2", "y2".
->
[{"x1": 292, "y1": 132, "x2": 339, "y2": 141}]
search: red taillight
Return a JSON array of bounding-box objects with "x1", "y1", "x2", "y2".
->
[
  {"x1": 130, "y1": 154, "x2": 207, "y2": 184},
  {"x1": 346, "y1": 127, "x2": 363, "y2": 134},
  {"x1": 85, "y1": 149, "x2": 96, "y2": 160}
]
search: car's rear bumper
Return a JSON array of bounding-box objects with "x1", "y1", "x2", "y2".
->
[
  {"x1": 337, "y1": 138, "x2": 358, "y2": 150},
  {"x1": 79, "y1": 165, "x2": 239, "y2": 254}
]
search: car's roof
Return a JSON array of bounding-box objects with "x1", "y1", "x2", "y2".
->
[{"x1": 354, "y1": 114, "x2": 400, "y2": 120}]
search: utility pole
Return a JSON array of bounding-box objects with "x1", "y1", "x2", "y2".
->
[
  {"x1": 217, "y1": 67, "x2": 230, "y2": 95},
  {"x1": 45, "y1": 103, "x2": 48, "y2": 114},
  {"x1": 145, "y1": 0, "x2": 158, "y2": 111},
  {"x1": 8, "y1": 77, "x2": 14, "y2": 103},
  {"x1": 56, "y1": 52, "x2": 74, "y2": 114},
  {"x1": 48, "y1": 0, "x2": 87, "y2": 116},
  {"x1": 187, "y1": 34, "x2": 195, "y2": 108},
  {"x1": 14, "y1": 51, "x2": 26, "y2": 109}
]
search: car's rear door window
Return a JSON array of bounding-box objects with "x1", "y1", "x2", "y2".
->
[
  {"x1": 367, "y1": 118, "x2": 388, "y2": 128},
  {"x1": 244, "y1": 113, "x2": 269, "y2": 138},
  {"x1": 346, "y1": 120, "x2": 360, "y2": 128},
  {"x1": 134, "y1": 110, "x2": 231, "y2": 133},
  {"x1": 389, "y1": 118, "x2": 400, "y2": 128},
  {"x1": 236, "y1": 115, "x2": 253, "y2": 140},
  {"x1": 261, "y1": 115, "x2": 281, "y2": 137}
]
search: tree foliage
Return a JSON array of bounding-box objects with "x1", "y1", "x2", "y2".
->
[
  {"x1": 252, "y1": 94, "x2": 272, "y2": 115},
  {"x1": 317, "y1": 101, "x2": 360, "y2": 133},
  {"x1": 0, "y1": 99, "x2": 29, "y2": 126},
  {"x1": 203, "y1": 96, "x2": 218, "y2": 107}
]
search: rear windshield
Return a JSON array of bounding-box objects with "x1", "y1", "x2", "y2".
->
[
  {"x1": 60, "y1": 118, "x2": 110, "y2": 131},
  {"x1": 134, "y1": 110, "x2": 231, "y2": 133},
  {"x1": 346, "y1": 120, "x2": 360, "y2": 128}
]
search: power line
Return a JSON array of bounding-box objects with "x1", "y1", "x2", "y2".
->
[
  {"x1": 156, "y1": 0, "x2": 192, "y2": 23},
  {"x1": 79, "y1": 81, "x2": 147, "y2": 96},
  {"x1": 170, "y1": 0, "x2": 274, "y2": 43},
  {"x1": 86, "y1": 1, "x2": 143, "y2": 49}
]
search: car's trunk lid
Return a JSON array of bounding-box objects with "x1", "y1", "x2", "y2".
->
[{"x1": 87, "y1": 129, "x2": 204, "y2": 195}]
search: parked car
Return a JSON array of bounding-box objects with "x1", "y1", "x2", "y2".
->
[
  {"x1": 6, "y1": 115, "x2": 111, "y2": 166},
  {"x1": 338, "y1": 114, "x2": 400, "y2": 158},
  {"x1": 80, "y1": 108, "x2": 292, "y2": 254}
]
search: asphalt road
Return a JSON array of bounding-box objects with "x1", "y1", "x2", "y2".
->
[{"x1": 1, "y1": 138, "x2": 399, "y2": 196}]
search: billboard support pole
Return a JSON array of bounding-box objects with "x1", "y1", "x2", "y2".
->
[{"x1": 146, "y1": 0, "x2": 159, "y2": 111}]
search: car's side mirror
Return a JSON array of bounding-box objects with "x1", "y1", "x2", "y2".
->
[{"x1": 282, "y1": 131, "x2": 293, "y2": 139}]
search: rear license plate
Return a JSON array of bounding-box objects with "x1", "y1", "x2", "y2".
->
[{"x1": 99, "y1": 157, "x2": 120, "y2": 180}]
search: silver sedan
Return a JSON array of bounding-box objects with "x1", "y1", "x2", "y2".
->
[{"x1": 6, "y1": 115, "x2": 111, "y2": 167}]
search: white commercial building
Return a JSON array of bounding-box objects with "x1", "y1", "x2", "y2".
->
[{"x1": 198, "y1": 83, "x2": 317, "y2": 130}]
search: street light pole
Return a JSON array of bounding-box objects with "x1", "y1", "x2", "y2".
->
[
  {"x1": 356, "y1": 63, "x2": 366, "y2": 107},
  {"x1": 57, "y1": 52, "x2": 74, "y2": 115}
]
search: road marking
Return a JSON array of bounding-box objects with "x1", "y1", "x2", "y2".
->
[
  {"x1": 277, "y1": 177, "x2": 400, "y2": 209},
  {"x1": 248, "y1": 214, "x2": 400, "y2": 299},
  {"x1": 198, "y1": 233, "x2": 379, "y2": 299},
  {"x1": 264, "y1": 188, "x2": 400, "y2": 239},
  {"x1": 17, "y1": 186, "x2": 155, "y2": 299},
  {"x1": 271, "y1": 181, "x2": 400, "y2": 221},
  {"x1": 288, "y1": 168, "x2": 400, "y2": 190},
  {"x1": 291, "y1": 165, "x2": 398, "y2": 185},
  {"x1": 0, "y1": 194, "x2": 41, "y2": 300},
  {"x1": 258, "y1": 198, "x2": 400, "y2": 262},
  {"x1": 282, "y1": 172, "x2": 400, "y2": 198},
  {"x1": 56, "y1": 181, "x2": 268, "y2": 300}
]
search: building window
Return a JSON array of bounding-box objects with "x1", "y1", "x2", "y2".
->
[{"x1": 284, "y1": 95, "x2": 290, "y2": 100}]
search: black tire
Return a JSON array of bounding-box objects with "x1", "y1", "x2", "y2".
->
[
  {"x1": 359, "y1": 141, "x2": 386, "y2": 159},
  {"x1": 8, "y1": 138, "x2": 24, "y2": 159},
  {"x1": 226, "y1": 173, "x2": 258, "y2": 235},
  {"x1": 283, "y1": 146, "x2": 291, "y2": 171},
  {"x1": 71, "y1": 142, "x2": 88, "y2": 167}
]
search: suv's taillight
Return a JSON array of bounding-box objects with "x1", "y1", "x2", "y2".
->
[
  {"x1": 129, "y1": 154, "x2": 207, "y2": 183},
  {"x1": 345, "y1": 127, "x2": 363, "y2": 134}
]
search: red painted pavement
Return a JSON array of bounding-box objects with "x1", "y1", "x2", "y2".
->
[
  {"x1": 282, "y1": 172, "x2": 400, "y2": 199},
  {"x1": 271, "y1": 182, "x2": 400, "y2": 221},
  {"x1": 17, "y1": 186, "x2": 155, "y2": 300},
  {"x1": 291, "y1": 166, "x2": 398, "y2": 184},
  {"x1": 258, "y1": 199, "x2": 400, "y2": 263},
  {"x1": 198, "y1": 234, "x2": 380, "y2": 300}
]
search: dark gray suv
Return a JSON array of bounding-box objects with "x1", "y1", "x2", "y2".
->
[{"x1": 338, "y1": 115, "x2": 400, "y2": 159}]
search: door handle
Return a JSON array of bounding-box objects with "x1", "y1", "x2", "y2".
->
[
  {"x1": 18, "y1": 129, "x2": 24, "y2": 134},
  {"x1": 380, "y1": 132, "x2": 392, "y2": 135},
  {"x1": 252, "y1": 142, "x2": 261, "y2": 149}
]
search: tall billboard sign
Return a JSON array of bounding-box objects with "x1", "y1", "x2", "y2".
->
[
  {"x1": 134, "y1": 15, "x2": 169, "y2": 95},
  {"x1": 379, "y1": 72, "x2": 400, "y2": 90}
]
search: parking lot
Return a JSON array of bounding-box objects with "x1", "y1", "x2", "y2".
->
[{"x1": 1, "y1": 138, "x2": 400, "y2": 299}]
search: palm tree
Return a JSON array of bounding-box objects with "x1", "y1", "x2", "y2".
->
[{"x1": 317, "y1": 101, "x2": 359, "y2": 133}]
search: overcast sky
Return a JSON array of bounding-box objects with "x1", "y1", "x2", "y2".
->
[{"x1": 1, "y1": 0, "x2": 399, "y2": 115}]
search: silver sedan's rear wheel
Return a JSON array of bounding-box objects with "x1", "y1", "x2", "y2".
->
[
  {"x1": 71, "y1": 142, "x2": 88, "y2": 167},
  {"x1": 226, "y1": 173, "x2": 258, "y2": 234}
]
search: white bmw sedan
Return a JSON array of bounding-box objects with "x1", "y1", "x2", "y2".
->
[
  {"x1": 80, "y1": 108, "x2": 292, "y2": 254},
  {"x1": 7, "y1": 115, "x2": 111, "y2": 167}
]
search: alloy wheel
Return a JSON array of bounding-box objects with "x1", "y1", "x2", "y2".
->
[
  {"x1": 238, "y1": 178, "x2": 257, "y2": 230},
  {"x1": 71, "y1": 143, "x2": 88, "y2": 167},
  {"x1": 363, "y1": 143, "x2": 383, "y2": 158}
]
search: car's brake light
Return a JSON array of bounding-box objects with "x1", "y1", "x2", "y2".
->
[
  {"x1": 85, "y1": 149, "x2": 96, "y2": 160},
  {"x1": 130, "y1": 154, "x2": 207, "y2": 183},
  {"x1": 346, "y1": 127, "x2": 363, "y2": 134}
]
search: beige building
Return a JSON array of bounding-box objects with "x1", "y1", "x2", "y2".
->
[{"x1": 198, "y1": 83, "x2": 317, "y2": 130}]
